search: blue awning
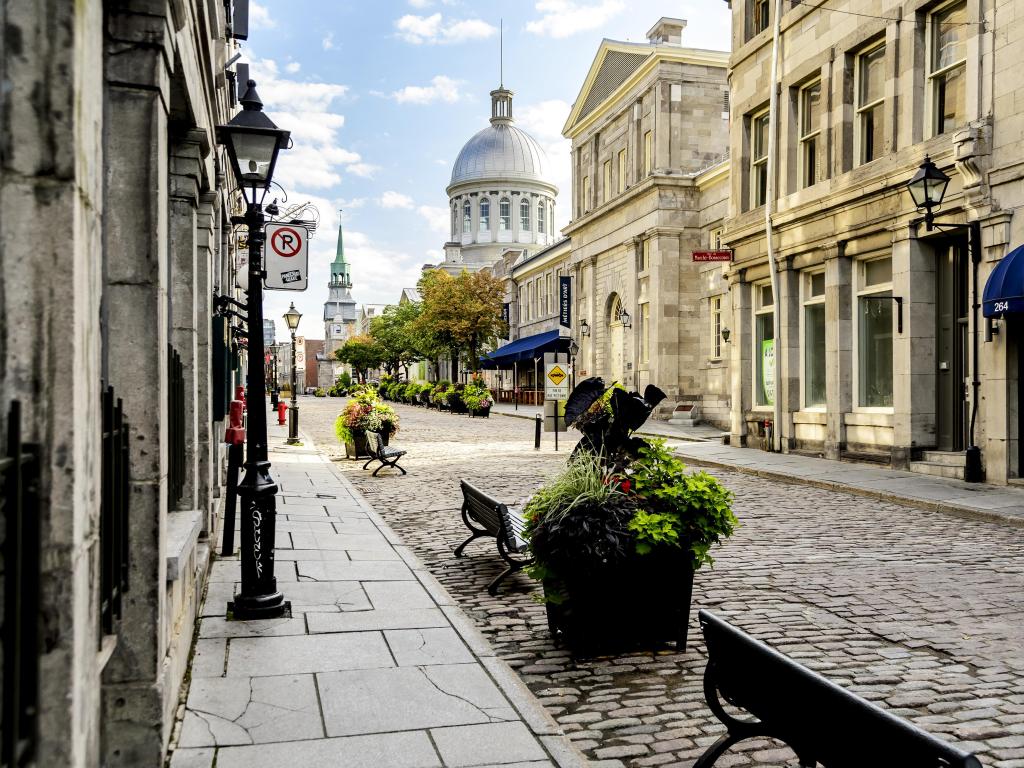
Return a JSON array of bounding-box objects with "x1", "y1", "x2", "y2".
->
[
  {"x1": 479, "y1": 329, "x2": 569, "y2": 370},
  {"x1": 983, "y1": 244, "x2": 1024, "y2": 317}
]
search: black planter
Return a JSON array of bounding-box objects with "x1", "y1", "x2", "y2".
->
[
  {"x1": 469, "y1": 406, "x2": 491, "y2": 418},
  {"x1": 344, "y1": 429, "x2": 390, "y2": 459},
  {"x1": 543, "y1": 549, "x2": 694, "y2": 656}
]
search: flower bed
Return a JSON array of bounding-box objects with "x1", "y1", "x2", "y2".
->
[{"x1": 335, "y1": 388, "x2": 399, "y2": 459}]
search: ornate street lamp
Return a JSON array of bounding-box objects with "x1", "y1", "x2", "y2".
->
[
  {"x1": 216, "y1": 80, "x2": 291, "y2": 619},
  {"x1": 906, "y1": 155, "x2": 950, "y2": 232},
  {"x1": 568, "y1": 338, "x2": 580, "y2": 392},
  {"x1": 580, "y1": 318, "x2": 590, "y2": 337},
  {"x1": 283, "y1": 303, "x2": 302, "y2": 445},
  {"x1": 619, "y1": 308, "x2": 632, "y2": 328}
]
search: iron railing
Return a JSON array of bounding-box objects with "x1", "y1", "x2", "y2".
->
[
  {"x1": 1, "y1": 401, "x2": 41, "y2": 768},
  {"x1": 99, "y1": 387, "x2": 130, "y2": 641},
  {"x1": 168, "y1": 345, "x2": 185, "y2": 504}
]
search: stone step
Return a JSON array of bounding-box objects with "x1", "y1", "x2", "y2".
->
[
  {"x1": 668, "y1": 417, "x2": 699, "y2": 426},
  {"x1": 920, "y1": 450, "x2": 967, "y2": 467},
  {"x1": 909, "y1": 460, "x2": 965, "y2": 480}
]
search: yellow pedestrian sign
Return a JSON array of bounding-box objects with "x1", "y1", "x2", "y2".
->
[
  {"x1": 547, "y1": 366, "x2": 566, "y2": 386},
  {"x1": 545, "y1": 361, "x2": 569, "y2": 400}
]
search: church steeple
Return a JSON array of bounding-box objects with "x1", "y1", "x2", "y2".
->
[{"x1": 330, "y1": 219, "x2": 352, "y2": 289}]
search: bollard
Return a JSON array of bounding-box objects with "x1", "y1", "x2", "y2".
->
[
  {"x1": 221, "y1": 399, "x2": 246, "y2": 556},
  {"x1": 270, "y1": 389, "x2": 279, "y2": 408},
  {"x1": 534, "y1": 413, "x2": 542, "y2": 450}
]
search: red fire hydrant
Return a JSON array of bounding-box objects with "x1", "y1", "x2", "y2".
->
[
  {"x1": 235, "y1": 386, "x2": 247, "y2": 411},
  {"x1": 277, "y1": 401, "x2": 288, "y2": 425},
  {"x1": 225, "y1": 400, "x2": 245, "y2": 446}
]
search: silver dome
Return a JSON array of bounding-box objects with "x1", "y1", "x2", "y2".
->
[{"x1": 449, "y1": 123, "x2": 550, "y2": 187}]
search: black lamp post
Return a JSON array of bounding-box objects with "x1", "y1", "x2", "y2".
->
[
  {"x1": 906, "y1": 156, "x2": 983, "y2": 483},
  {"x1": 217, "y1": 80, "x2": 291, "y2": 619},
  {"x1": 568, "y1": 338, "x2": 579, "y2": 392},
  {"x1": 283, "y1": 303, "x2": 302, "y2": 445}
]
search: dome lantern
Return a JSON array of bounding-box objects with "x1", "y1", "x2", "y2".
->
[{"x1": 490, "y1": 87, "x2": 513, "y2": 125}]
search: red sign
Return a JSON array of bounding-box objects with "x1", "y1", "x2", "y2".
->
[
  {"x1": 270, "y1": 226, "x2": 303, "y2": 258},
  {"x1": 692, "y1": 250, "x2": 732, "y2": 262}
]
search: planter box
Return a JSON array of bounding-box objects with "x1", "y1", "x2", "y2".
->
[
  {"x1": 469, "y1": 406, "x2": 491, "y2": 418},
  {"x1": 543, "y1": 550, "x2": 694, "y2": 656},
  {"x1": 344, "y1": 429, "x2": 390, "y2": 460}
]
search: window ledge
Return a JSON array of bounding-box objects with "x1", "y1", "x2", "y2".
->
[
  {"x1": 845, "y1": 410, "x2": 894, "y2": 427},
  {"x1": 166, "y1": 509, "x2": 203, "y2": 582},
  {"x1": 794, "y1": 409, "x2": 827, "y2": 424}
]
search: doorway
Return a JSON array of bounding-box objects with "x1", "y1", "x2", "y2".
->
[
  {"x1": 935, "y1": 241, "x2": 969, "y2": 452},
  {"x1": 609, "y1": 295, "x2": 624, "y2": 385}
]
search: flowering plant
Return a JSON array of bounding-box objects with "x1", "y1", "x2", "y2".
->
[
  {"x1": 335, "y1": 390, "x2": 399, "y2": 445},
  {"x1": 462, "y1": 381, "x2": 493, "y2": 411}
]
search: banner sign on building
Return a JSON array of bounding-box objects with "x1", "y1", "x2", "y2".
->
[
  {"x1": 559, "y1": 276, "x2": 572, "y2": 328},
  {"x1": 692, "y1": 250, "x2": 733, "y2": 262},
  {"x1": 502, "y1": 302, "x2": 510, "y2": 327},
  {"x1": 264, "y1": 222, "x2": 309, "y2": 291},
  {"x1": 235, "y1": 231, "x2": 249, "y2": 291}
]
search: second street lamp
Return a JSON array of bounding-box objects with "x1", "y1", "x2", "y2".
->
[
  {"x1": 216, "y1": 80, "x2": 291, "y2": 619},
  {"x1": 283, "y1": 302, "x2": 302, "y2": 445}
]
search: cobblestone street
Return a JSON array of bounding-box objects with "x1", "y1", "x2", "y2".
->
[{"x1": 300, "y1": 397, "x2": 1024, "y2": 767}]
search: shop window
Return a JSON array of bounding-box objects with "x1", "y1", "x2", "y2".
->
[
  {"x1": 857, "y1": 257, "x2": 894, "y2": 407},
  {"x1": 856, "y1": 42, "x2": 885, "y2": 164},
  {"x1": 803, "y1": 271, "x2": 826, "y2": 407},
  {"x1": 929, "y1": 2, "x2": 967, "y2": 136},
  {"x1": 755, "y1": 283, "x2": 775, "y2": 407}
]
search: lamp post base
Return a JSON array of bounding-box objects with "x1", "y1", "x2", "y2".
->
[{"x1": 229, "y1": 595, "x2": 291, "y2": 620}]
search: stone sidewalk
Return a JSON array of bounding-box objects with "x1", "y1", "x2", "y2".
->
[{"x1": 167, "y1": 423, "x2": 587, "y2": 768}]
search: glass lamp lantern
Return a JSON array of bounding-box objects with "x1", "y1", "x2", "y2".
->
[{"x1": 216, "y1": 80, "x2": 291, "y2": 202}]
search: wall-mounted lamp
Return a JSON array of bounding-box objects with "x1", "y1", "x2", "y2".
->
[
  {"x1": 580, "y1": 318, "x2": 590, "y2": 336},
  {"x1": 619, "y1": 308, "x2": 631, "y2": 328},
  {"x1": 721, "y1": 327, "x2": 731, "y2": 343}
]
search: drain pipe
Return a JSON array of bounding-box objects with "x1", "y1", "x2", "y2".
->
[
  {"x1": 965, "y1": 220, "x2": 983, "y2": 482},
  {"x1": 765, "y1": 0, "x2": 784, "y2": 452}
]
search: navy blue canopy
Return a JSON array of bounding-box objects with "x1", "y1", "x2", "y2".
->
[
  {"x1": 984, "y1": 244, "x2": 1024, "y2": 318},
  {"x1": 479, "y1": 329, "x2": 570, "y2": 370}
]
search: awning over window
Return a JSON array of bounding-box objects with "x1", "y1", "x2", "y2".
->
[
  {"x1": 479, "y1": 329, "x2": 569, "y2": 370},
  {"x1": 983, "y1": 244, "x2": 1024, "y2": 318}
]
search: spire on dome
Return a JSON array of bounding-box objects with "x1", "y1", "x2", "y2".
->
[{"x1": 330, "y1": 216, "x2": 351, "y2": 289}]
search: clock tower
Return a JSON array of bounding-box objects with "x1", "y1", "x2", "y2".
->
[{"x1": 319, "y1": 219, "x2": 357, "y2": 387}]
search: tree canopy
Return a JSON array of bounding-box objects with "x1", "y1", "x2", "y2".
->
[
  {"x1": 416, "y1": 269, "x2": 506, "y2": 373},
  {"x1": 334, "y1": 335, "x2": 383, "y2": 382}
]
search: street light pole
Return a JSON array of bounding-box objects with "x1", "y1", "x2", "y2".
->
[
  {"x1": 217, "y1": 80, "x2": 291, "y2": 619},
  {"x1": 283, "y1": 303, "x2": 302, "y2": 445}
]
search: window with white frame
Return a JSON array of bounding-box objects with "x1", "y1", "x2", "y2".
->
[
  {"x1": 499, "y1": 197, "x2": 511, "y2": 230},
  {"x1": 603, "y1": 160, "x2": 612, "y2": 204},
  {"x1": 929, "y1": 2, "x2": 967, "y2": 136},
  {"x1": 752, "y1": 0, "x2": 769, "y2": 35},
  {"x1": 857, "y1": 257, "x2": 894, "y2": 408},
  {"x1": 537, "y1": 199, "x2": 546, "y2": 234},
  {"x1": 519, "y1": 285, "x2": 526, "y2": 322},
  {"x1": 710, "y1": 228, "x2": 723, "y2": 249},
  {"x1": 711, "y1": 296, "x2": 723, "y2": 359},
  {"x1": 643, "y1": 131, "x2": 652, "y2": 175},
  {"x1": 855, "y1": 42, "x2": 885, "y2": 164},
  {"x1": 803, "y1": 271, "x2": 826, "y2": 407},
  {"x1": 640, "y1": 303, "x2": 650, "y2": 363},
  {"x1": 534, "y1": 278, "x2": 541, "y2": 318},
  {"x1": 754, "y1": 282, "x2": 775, "y2": 407},
  {"x1": 640, "y1": 238, "x2": 651, "y2": 272},
  {"x1": 520, "y1": 198, "x2": 530, "y2": 231},
  {"x1": 751, "y1": 111, "x2": 769, "y2": 208},
  {"x1": 463, "y1": 199, "x2": 471, "y2": 231},
  {"x1": 547, "y1": 273, "x2": 554, "y2": 316},
  {"x1": 618, "y1": 148, "x2": 627, "y2": 193},
  {"x1": 479, "y1": 197, "x2": 490, "y2": 232},
  {"x1": 799, "y1": 80, "x2": 822, "y2": 188}
]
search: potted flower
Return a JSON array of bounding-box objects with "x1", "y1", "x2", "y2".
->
[
  {"x1": 443, "y1": 384, "x2": 468, "y2": 414},
  {"x1": 429, "y1": 380, "x2": 451, "y2": 410},
  {"x1": 463, "y1": 379, "x2": 493, "y2": 417},
  {"x1": 524, "y1": 377, "x2": 737, "y2": 656},
  {"x1": 335, "y1": 389, "x2": 400, "y2": 459}
]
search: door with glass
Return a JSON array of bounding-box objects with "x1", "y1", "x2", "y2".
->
[{"x1": 936, "y1": 242, "x2": 968, "y2": 452}]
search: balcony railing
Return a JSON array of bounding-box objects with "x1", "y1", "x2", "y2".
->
[
  {"x1": 99, "y1": 387, "x2": 130, "y2": 641},
  {"x1": 1, "y1": 401, "x2": 41, "y2": 768}
]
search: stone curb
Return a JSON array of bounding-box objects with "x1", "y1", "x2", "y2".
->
[{"x1": 673, "y1": 452, "x2": 1024, "y2": 530}]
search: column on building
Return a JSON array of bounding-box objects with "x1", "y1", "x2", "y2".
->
[{"x1": 824, "y1": 251, "x2": 853, "y2": 460}]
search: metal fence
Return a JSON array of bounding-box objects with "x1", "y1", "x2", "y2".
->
[
  {"x1": 99, "y1": 387, "x2": 131, "y2": 640},
  {"x1": 2, "y1": 401, "x2": 41, "y2": 768},
  {"x1": 168, "y1": 345, "x2": 185, "y2": 504}
]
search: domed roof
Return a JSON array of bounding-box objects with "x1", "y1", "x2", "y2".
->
[
  {"x1": 448, "y1": 86, "x2": 554, "y2": 190},
  {"x1": 450, "y1": 123, "x2": 549, "y2": 187}
]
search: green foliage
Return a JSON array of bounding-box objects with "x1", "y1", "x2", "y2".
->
[
  {"x1": 338, "y1": 372, "x2": 352, "y2": 389},
  {"x1": 629, "y1": 439, "x2": 738, "y2": 568},
  {"x1": 524, "y1": 452, "x2": 623, "y2": 527},
  {"x1": 461, "y1": 381, "x2": 493, "y2": 411},
  {"x1": 314, "y1": 387, "x2": 326, "y2": 397},
  {"x1": 429, "y1": 380, "x2": 451, "y2": 404},
  {"x1": 335, "y1": 389, "x2": 400, "y2": 445},
  {"x1": 335, "y1": 335, "x2": 384, "y2": 381},
  {"x1": 416, "y1": 269, "x2": 507, "y2": 372},
  {"x1": 627, "y1": 511, "x2": 679, "y2": 555}
]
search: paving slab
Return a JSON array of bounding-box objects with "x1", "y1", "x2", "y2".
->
[{"x1": 168, "y1": 421, "x2": 586, "y2": 768}]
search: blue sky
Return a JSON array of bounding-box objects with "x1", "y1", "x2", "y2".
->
[{"x1": 245, "y1": 0, "x2": 731, "y2": 342}]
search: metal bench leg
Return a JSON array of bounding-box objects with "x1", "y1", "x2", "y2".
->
[
  {"x1": 454, "y1": 530, "x2": 486, "y2": 557},
  {"x1": 371, "y1": 461, "x2": 386, "y2": 477},
  {"x1": 692, "y1": 732, "x2": 746, "y2": 768},
  {"x1": 487, "y1": 565, "x2": 514, "y2": 596},
  {"x1": 362, "y1": 457, "x2": 374, "y2": 470}
]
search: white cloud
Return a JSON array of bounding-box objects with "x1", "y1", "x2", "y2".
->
[
  {"x1": 322, "y1": 33, "x2": 335, "y2": 50},
  {"x1": 391, "y1": 75, "x2": 462, "y2": 105},
  {"x1": 417, "y1": 205, "x2": 450, "y2": 236},
  {"x1": 250, "y1": 1, "x2": 277, "y2": 29},
  {"x1": 345, "y1": 163, "x2": 380, "y2": 179},
  {"x1": 517, "y1": 99, "x2": 573, "y2": 234},
  {"x1": 525, "y1": 0, "x2": 625, "y2": 38},
  {"x1": 380, "y1": 191, "x2": 415, "y2": 209},
  {"x1": 285, "y1": 61, "x2": 301, "y2": 74},
  {"x1": 408, "y1": 0, "x2": 433, "y2": 6},
  {"x1": 395, "y1": 13, "x2": 497, "y2": 44}
]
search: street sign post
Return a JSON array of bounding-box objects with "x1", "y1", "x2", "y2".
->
[
  {"x1": 264, "y1": 222, "x2": 309, "y2": 290},
  {"x1": 544, "y1": 352, "x2": 569, "y2": 450}
]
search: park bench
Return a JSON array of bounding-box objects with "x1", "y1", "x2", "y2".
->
[
  {"x1": 455, "y1": 480, "x2": 532, "y2": 596},
  {"x1": 693, "y1": 609, "x2": 982, "y2": 768},
  {"x1": 362, "y1": 431, "x2": 407, "y2": 477}
]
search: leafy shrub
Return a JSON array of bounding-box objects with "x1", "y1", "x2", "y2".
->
[
  {"x1": 462, "y1": 381, "x2": 493, "y2": 411},
  {"x1": 314, "y1": 387, "x2": 326, "y2": 397},
  {"x1": 334, "y1": 389, "x2": 400, "y2": 445},
  {"x1": 429, "y1": 380, "x2": 451, "y2": 404}
]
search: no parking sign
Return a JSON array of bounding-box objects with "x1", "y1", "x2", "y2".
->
[{"x1": 264, "y1": 222, "x2": 309, "y2": 291}]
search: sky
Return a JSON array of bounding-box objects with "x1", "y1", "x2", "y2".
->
[{"x1": 244, "y1": 0, "x2": 731, "y2": 343}]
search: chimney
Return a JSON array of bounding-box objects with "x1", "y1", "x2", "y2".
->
[{"x1": 647, "y1": 17, "x2": 687, "y2": 46}]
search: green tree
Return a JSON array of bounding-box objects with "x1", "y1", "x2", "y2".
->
[
  {"x1": 370, "y1": 302, "x2": 421, "y2": 379},
  {"x1": 335, "y1": 335, "x2": 384, "y2": 383},
  {"x1": 416, "y1": 269, "x2": 506, "y2": 375}
]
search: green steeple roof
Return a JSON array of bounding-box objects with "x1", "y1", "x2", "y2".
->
[{"x1": 331, "y1": 220, "x2": 351, "y2": 287}]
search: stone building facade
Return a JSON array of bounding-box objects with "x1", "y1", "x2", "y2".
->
[
  {"x1": 721, "y1": 0, "x2": 1024, "y2": 483},
  {"x1": 0, "y1": 0, "x2": 251, "y2": 764},
  {"x1": 561, "y1": 18, "x2": 732, "y2": 426}
]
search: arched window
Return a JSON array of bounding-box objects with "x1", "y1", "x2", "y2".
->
[
  {"x1": 451, "y1": 205, "x2": 457, "y2": 239},
  {"x1": 610, "y1": 295, "x2": 623, "y2": 325},
  {"x1": 479, "y1": 198, "x2": 490, "y2": 231},
  {"x1": 499, "y1": 198, "x2": 511, "y2": 230},
  {"x1": 548, "y1": 201, "x2": 554, "y2": 235},
  {"x1": 537, "y1": 200, "x2": 545, "y2": 234},
  {"x1": 520, "y1": 198, "x2": 530, "y2": 231},
  {"x1": 463, "y1": 200, "x2": 471, "y2": 232}
]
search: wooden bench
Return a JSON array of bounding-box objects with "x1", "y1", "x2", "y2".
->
[
  {"x1": 693, "y1": 609, "x2": 982, "y2": 768},
  {"x1": 362, "y1": 431, "x2": 407, "y2": 477},
  {"x1": 455, "y1": 481, "x2": 532, "y2": 596}
]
